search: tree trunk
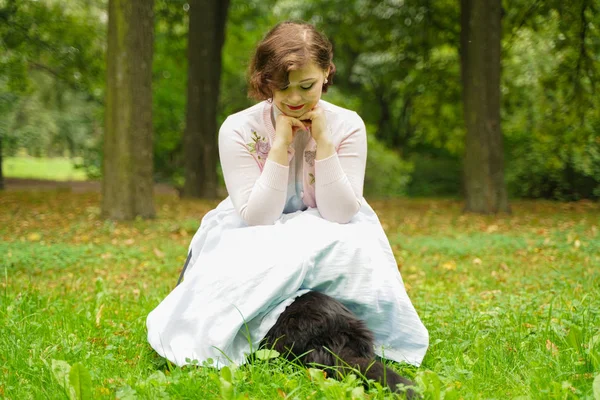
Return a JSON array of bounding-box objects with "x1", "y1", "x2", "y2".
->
[
  {"x1": 460, "y1": 0, "x2": 510, "y2": 214},
  {"x1": 0, "y1": 135, "x2": 4, "y2": 191},
  {"x1": 183, "y1": 0, "x2": 230, "y2": 198},
  {"x1": 102, "y1": 0, "x2": 155, "y2": 220}
]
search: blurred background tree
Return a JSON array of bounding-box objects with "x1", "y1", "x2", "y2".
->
[
  {"x1": 101, "y1": 0, "x2": 155, "y2": 220},
  {"x1": 1, "y1": 0, "x2": 598, "y2": 205},
  {"x1": 182, "y1": 0, "x2": 230, "y2": 199},
  {"x1": 461, "y1": 0, "x2": 510, "y2": 213}
]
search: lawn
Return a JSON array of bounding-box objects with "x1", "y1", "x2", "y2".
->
[
  {"x1": 0, "y1": 191, "x2": 599, "y2": 399},
  {"x1": 2, "y1": 156, "x2": 88, "y2": 181}
]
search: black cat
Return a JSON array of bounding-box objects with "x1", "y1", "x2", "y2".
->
[{"x1": 262, "y1": 291, "x2": 418, "y2": 398}]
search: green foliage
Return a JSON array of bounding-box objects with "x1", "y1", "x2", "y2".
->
[
  {"x1": 274, "y1": 0, "x2": 600, "y2": 199},
  {"x1": 253, "y1": 349, "x2": 281, "y2": 361},
  {"x1": 152, "y1": 0, "x2": 188, "y2": 183},
  {"x1": 0, "y1": 0, "x2": 105, "y2": 167},
  {"x1": 364, "y1": 130, "x2": 413, "y2": 198},
  {"x1": 1, "y1": 73, "x2": 100, "y2": 159},
  {"x1": 406, "y1": 153, "x2": 462, "y2": 198},
  {"x1": 502, "y1": 10, "x2": 600, "y2": 200},
  {"x1": 0, "y1": 0, "x2": 105, "y2": 98},
  {"x1": 220, "y1": 0, "x2": 278, "y2": 120},
  {"x1": 69, "y1": 363, "x2": 94, "y2": 400},
  {"x1": 51, "y1": 360, "x2": 93, "y2": 400},
  {"x1": 150, "y1": 0, "x2": 277, "y2": 185},
  {"x1": 1, "y1": 0, "x2": 599, "y2": 199}
]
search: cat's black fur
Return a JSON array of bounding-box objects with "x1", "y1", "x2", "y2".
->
[{"x1": 262, "y1": 291, "x2": 417, "y2": 398}]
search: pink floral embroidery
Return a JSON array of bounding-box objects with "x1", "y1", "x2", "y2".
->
[
  {"x1": 304, "y1": 150, "x2": 316, "y2": 167},
  {"x1": 247, "y1": 131, "x2": 271, "y2": 160},
  {"x1": 255, "y1": 140, "x2": 270, "y2": 160}
]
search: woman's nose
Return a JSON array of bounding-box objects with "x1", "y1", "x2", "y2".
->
[{"x1": 288, "y1": 90, "x2": 302, "y2": 104}]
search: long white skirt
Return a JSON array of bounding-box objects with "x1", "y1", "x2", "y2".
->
[{"x1": 146, "y1": 197, "x2": 429, "y2": 368}]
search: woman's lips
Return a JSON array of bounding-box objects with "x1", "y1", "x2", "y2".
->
[{"x1": 286, "y1": 104, "x2": 304, "y2": 111}]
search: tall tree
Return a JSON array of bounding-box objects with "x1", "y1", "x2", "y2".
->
[
  {"x1": 102, "y1": 0, "x2": 155, "y2": 220},
  {"x1": 460, "y1": 0, "x2": 510, "y2": 213},
  {"x1": 182, "y1": 0, "x2": 230, "y2": 198}
]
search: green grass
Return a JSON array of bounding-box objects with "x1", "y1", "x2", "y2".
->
[
  {"x1": 2, "y1": 156, "x2": 88, "y2": 181},
  {"x1": 0, "y1": 192, "x2": 599, "y2": 399}
]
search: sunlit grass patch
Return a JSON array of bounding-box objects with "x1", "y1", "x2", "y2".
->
[
  {"x1": 2, "y1": 156, "x2": 88, "y2": 181},
  {"x1": 0, "y1": 192, "x2": 598, "y2": 398}
]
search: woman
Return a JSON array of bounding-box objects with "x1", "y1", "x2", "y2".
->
[{"x1": 147, "y1": 21, "x2": 428, "y2": 369}]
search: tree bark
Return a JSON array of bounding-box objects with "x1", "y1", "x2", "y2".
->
[
  {"x1": 102, "y1": 0, "x2": 155, "y2": 220},
  {"x1": 460, "y1": 0, "x2": 510, "y2": 214},
  {"x1": 183, "y1": 0, "x2": 230, "y2": 198}
]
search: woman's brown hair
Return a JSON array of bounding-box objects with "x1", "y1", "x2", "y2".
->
[{"x1": 247, "y1": 21, "x2": 336, "y2": 100}]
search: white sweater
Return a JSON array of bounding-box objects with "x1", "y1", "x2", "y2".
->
[{"x1": 218, "y1": 100, "x2": 367, "y2": 225}]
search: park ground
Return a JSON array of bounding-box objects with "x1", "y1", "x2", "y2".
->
[{"x1": 0, "y1": 158, "x2": 599, "y2": 399}]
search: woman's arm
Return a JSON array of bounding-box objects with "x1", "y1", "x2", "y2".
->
[
  {"x1": 218, "y1": 119, "x2": 289, "y2": 226},
  {"x1": 314, "y1": 112, "x2": 367, "y2": 223}
]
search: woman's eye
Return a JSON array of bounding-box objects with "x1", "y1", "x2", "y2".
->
[{"x1": 301, "y1": 84, "x2": 314, "y2": 90}]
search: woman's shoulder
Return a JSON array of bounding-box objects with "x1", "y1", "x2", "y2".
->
[
  {"x1": 320, "y1": 100, "x2": 365, "y2": 135},
  {"x1": 220, "y1": 101, "x2": 269, "y2": 137},
  {"x1": 320, "y1": 100, "x2": 364, "y2": 125}
]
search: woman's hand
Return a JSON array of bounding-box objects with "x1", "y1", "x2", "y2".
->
[
  {"x1": 299, "y1": 106, "x2": 329, "y2": 145},
  {"x1": 300, "y1": 106, "x2": 334, "y2": 160},
  {"x1": 268, "y1": 114, "x2": 307, "y2": 165},
  {"x1": 273, "y1": 114, "x2": 308, "y2": 148}
]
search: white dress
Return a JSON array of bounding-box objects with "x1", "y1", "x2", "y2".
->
[{"x1": 146, "y1": 107, "x2": 429, "y2": 369}]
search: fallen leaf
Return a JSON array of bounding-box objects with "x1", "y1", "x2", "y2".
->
[
  {"x1": 254, "y1": 349, "x2": 280, "y2": 360},
  {"x1": 27, "y1": 232, "x2": 42, "y2": 241},
  {"x1": 486, "y1": 224, "x2": 498, "y2": 233},
  {"x1": 546, "y1": 339, "x2": 559, "y2": 357},
  {"x1": 153, "y1": 248, "x2": 165, "y2": 258},
  {"x1": 441, "y1": 261, "x2": 456, "y2": 271},
  {"x1": 95, "y1": 304, "x2": 104, "y2": 326}
]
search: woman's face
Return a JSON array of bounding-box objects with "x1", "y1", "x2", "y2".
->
[{"x1": 272, "y1": 61, "x2": 328, "y2": 116}]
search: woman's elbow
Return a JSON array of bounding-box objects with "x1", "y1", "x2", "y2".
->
[
  {"x1": 320, "y1": 199, "x2": 361, "y2": 224},
  {"x1": 239, "y1": 208, "x2": 278, "y2": 226}
]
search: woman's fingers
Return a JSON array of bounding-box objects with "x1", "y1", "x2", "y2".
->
[
  {"x1": 290, "y1": 117, "x2": 305, "y2": 127},
  {"x1": 299, "y1": 106, "x2": 322, "y2": 121},
  {"x1": 288, "y1": 116, "x2": 310, "y2": 132},
  {"x1": 275, "y1": 115, "x2": 312, "y2": 143},
  {"x1": 298, "y1": 107, "x2": 327, "y2": 142},
  {"x1": 299, "y1": 111, "x2": 315, "y2": 122}
]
